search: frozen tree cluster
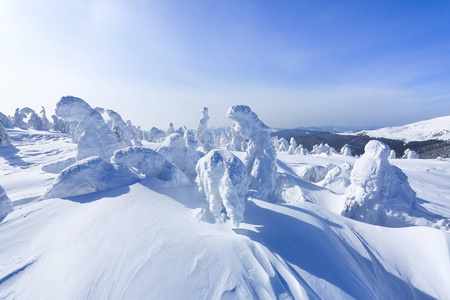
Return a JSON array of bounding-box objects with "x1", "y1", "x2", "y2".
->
[
  {"x1": 0, "y1": 121, "x2": 11, "y2": 146},
  {"x1": 196, "y1": 149, "x2": 248, "y2": 226},
  {"x1": 342, "y1": 140, "x2": 417, "y2": 226},
  {"x1": 340, "y1": 144, "x2": 352, "y2": 156},
  {"x1": 227, "y1": 105, "x2": 280, "y2": 202}
]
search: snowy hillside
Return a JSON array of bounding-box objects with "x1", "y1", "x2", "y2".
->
[
  {"x1": 0, "y1": 100, "x2": 449, "y2": 299},
  {"x1": 353, "y1": 115, "x2": 450, "y2": 142},
  {"x1": 1, "y1": 124, "x2": 449, "y2": 299}
]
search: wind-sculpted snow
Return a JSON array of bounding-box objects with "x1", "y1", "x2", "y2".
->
[
  {"x1": 112, "y1": 147, "x2": 190, "y2": 186},
  {"x1": 43, "y1": 156, "x2": 140, "y2": 199},
  {"x1": 0, "y1": 185, "x2": 13, "y2": 219},
  {"x1": 55, "y1": 96, "x2": 120, "y2": 161},
  {"x1": 157, "y1": 133, "x2": 197, "y2": 179},
  {"x1": 342, "y1": 140, "x2": 417, "y2": 226},
  {"x1": 196, "y1": 149, "x2": 248, "y2": 226},
  {"x1": 227, "y1": 105, "x2": 280, "y2": 202}
]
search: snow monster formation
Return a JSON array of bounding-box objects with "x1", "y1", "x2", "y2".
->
[
  {"x1": 0, "y1": 121, "x2": 12, "y2": 146},
  {"x1": 55, "y1": 96, "x2": 120, "y2": 161},
  {"x1": 0, "y1": 185, "x2": 14, "y2": 220},
  {"x1": 227, "y1": 105, "x2": 280, "y2": 202},
  {"x1": 342, "y1": 140, "x2": 416, "y2": 226},
  {"x1": 196, "y1": 149, "x2": 248, "y2": 226},
  {"x1": 403, "y1": 149, "x2": 419, "y2": 159}
]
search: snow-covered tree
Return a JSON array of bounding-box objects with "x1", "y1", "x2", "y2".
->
[
  {"x1": 0, "y1": 121, "x2": 12, "y2": 146},
  {"x1": 56, "y1": 96, "x2": 121, "y2": 161},
  {"x1": 389, "y1": 149, "x2": 396, "y2": 159},
  {"x1": 0, "y1": 113, "x2": 13, "y2": 128},
  {"x1": 147, "y1": 127, "x2": 166, "y2": 142},
  {"x1": 227, "y1": 105, "x2": 280, "y2": 202},
  {"x1": 166, "y1": 123, "x2": 175, "y2": 136},
  {"x1": 184, "y1": 129, "x2": 201, "y2": 177},
  {"x1": 196, "y1": 149, "x2": 248, "y2": 226},
  {"x1": 105, "y1": 110, "x2": 133, "y2": 148},
  {"x1": 157, "y1": 133, "x2": 197, "y2": 178},
  {"x1": 319, "y1": 163, "x2": 352, "y2": 194},
  {"x1": 196, "y1": 107, "x2": 214, "y2": 153},
  {"x1": 288, "y1": 137, "x2": 297, "y2": 154},
  {"x1": 272, "y1": 136, "x2": 280, "y2": 150},
  {"x1": 13, "y1": 108, "x2": 26, "y2": 128},
  {"x1": 340, "y1": 144, "x2": 352, "y2": 156},
  {"x1": 402, "y1": 149, "x2": 419, "y2": 159},
  {"x1": 0, "y1": 185, "x2": 13, "y2": 219},
  {"x1": 342, "y1": 140, "x2": 416, "y2": 226},
  {"x1": 20, "y1": 107, "x2": 44, "y2": 130},
  {"x1": 51, "y1": 115, "x2": 66, "y2": 133},
  {"x1": 295, "y1": 144, "x2": 309, "y2": 155},
  {"x1": 226, "y1": 126, "x2": 242, "y2": 151},
  {"x1": 312, "y1": 143, "x2": 330, "y2": 155},
  {"x1": 40, "y1": 106, "x2": 51, "y2": 130},
  {"x1": 278, "y1": 138, "x2": 289, "y2": 152},
  {"x1": 219, "y1": 131, "x2": 228, "y2": 148}
]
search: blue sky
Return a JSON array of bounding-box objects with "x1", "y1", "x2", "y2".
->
[{"x1": 1, "y1": 0, "x2": 450, "y2": 129}]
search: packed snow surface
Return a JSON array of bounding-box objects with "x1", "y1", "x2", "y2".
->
[
  {"x1": 353, "y1": 115, "x2": 450, "y2": 142},
  {"x1": 1, "y1": 128, "x2": 450, "y2": 299}
]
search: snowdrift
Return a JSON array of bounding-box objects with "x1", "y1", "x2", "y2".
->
[{"x1": 43, "y1": 156, "x2": 140, "y2": 199}]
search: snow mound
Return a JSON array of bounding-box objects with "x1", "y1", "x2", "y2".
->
[
  {"x1": 0, "y1": 185, "x2": 13, "y2": 219},
  {"x1": 112, "y1": 147, "x2": 190, "y2": 186},
  {"x1": 43, "y1": 156, "x2": 140, "y2": 199},
  {"x1": 56, "y1": 96, "x2": 120, "y2": 161},
  {"x1": 342, "y1": 140, "x2": 417, "y2": 226},
  {"x1": 196, "y1": 149, "x2": 248, "y2": 226},
  {"x1": 227, "y1": 105, "x2": 279, "y2": 202},
  {"x1": 41, "y1": 157, "x2": 77, "y2": 174},
  {"x1": 403, "y1": 148, "x2": 419, "y2": 159}
]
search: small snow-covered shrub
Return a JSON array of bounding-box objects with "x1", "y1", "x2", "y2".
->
[
  {"x1": 389, "y1": 149, "x2": 396, "y2": 159},
  {"x1": 296, "y1": 144, "x2": 309, "y2": 155},
  {"x1": 402, "y1": 149, "x2": 419, "y2": 159},
  {"x1": 0, "y1": 186, "x2": 13, "y2": 219},
  {"x1": 342, "y1": 140, "x2": 416, "y2": 226},
  {"x1": 43, "y1": 156, "x2": 140, "y2": 199},
  {"x1": 196, "y1": 149, "x2": 248, "y2": 226},
  {"x1": 227, "y1": 105, "x2": 280, "y2": 202},
  {"x1": 112, "y1": 147, "x2": 190, "y2": 186},
  {"x1": 328, "y1": 147, "x2": 339, "y2": 155}
]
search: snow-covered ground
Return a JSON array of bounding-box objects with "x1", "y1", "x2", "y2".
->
[
  {"x1": 349, "y1": 115, "x2": 450, "y2": 142},
  {"x1": 1, "y1": 129, "x2": 449, "y2": 299}
]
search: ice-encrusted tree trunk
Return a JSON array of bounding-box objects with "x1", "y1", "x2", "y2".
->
[
  {"x1": 288, "y1": 137, "x2": 297, "y2": 154},
  {"x1": 196, "y1": 149, "x2": 248, "y2": 226},
  {"x1": 0, "y1": 121, "x2": 12, "y2": 146},
  {"x1": 196, "y1": 107, "x2": 214, "y2": 153},
  {"x1": 342, "y1": 140, "x2": 416, "y2": 226},
  {"x1": 227, "y1": 105, "x2": 280, "y2": 202}
]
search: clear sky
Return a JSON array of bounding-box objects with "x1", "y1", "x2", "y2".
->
[{"x1": 1, "y1": 0, "x2": 450, "y2": 130}]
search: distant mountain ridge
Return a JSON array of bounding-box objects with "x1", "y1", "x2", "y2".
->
[{"x1": 350, "y1": 116, "x2": 450, "y2": 142}]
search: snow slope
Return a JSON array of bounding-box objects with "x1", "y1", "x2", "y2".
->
[
  {"x1": 353, "y1": 115, "x2": 450, "y2": 142},
  {"x1": 1, "y1": 129, "x2": 449, "y2": 299}
]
